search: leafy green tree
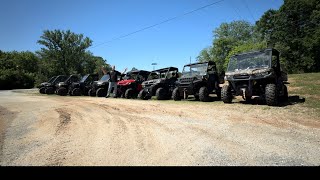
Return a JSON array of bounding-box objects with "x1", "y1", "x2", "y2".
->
[{"x1": 37, "y1": 29, "x2": 93, "y2": 75}]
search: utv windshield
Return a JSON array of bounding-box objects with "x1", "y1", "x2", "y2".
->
[
  {"x1": 48, "y1": 76, "x2": 56, "y2": 83},
  {"x1": 100, "y1": 74, "x2": 110, "y2": 81},
  {"x1": 182, "y1": 63, "x2": 208, "y2": 77},
  {"x1": 80, "y1": 75, "x2": 89, "y2": 83},
  {"x1": 147, "y1": 72, "x2": 159, "y2": 80},
  {"x1": 227, "y1": 51, "x2": 271, "y2": 72}
]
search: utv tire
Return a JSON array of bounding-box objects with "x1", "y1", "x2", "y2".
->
[
  {"x1": 96, "y1": 88, "x2": 107, "y2": 97},
  {"x1": 45, "y1": 87, "x2": 54, "y2": 94},
  {"x1": 72, "y1": 88, "x2": 81, "y2": 96},
  {"x1": 125, "y1": 88, "x2": 134, "y2": 99},
  {"x1": 57, "y1": 87, "x2": 67, "y2": 96},
  {"x1": 172, "y1": 87, "x2": 181, "y2": 101},
  {"x1": 265, "y1": 84, "x2": 278, "y2": 106},
  {"x1": 88, "y1": 89, "x2": 95, "y2": 97},
  {"x1": 221, "y1": 85, "x2": 232, "y2": 103},
  {"x1": 199, "y1": 86, "x2": 209, "y2": 102},
  {"x1": 156, "y1": 87, "x2": 166, "y2": 100},
  {"x1": 138, "y1": 89, "x2": 147, "y2": 100},
  {"x1": 39, "y1": 87, "x2": 45, "y2": 94}
]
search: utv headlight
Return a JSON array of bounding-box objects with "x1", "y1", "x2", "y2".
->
[{"x1": 255, "y1": 71, "x2": 270, "y2": 77}]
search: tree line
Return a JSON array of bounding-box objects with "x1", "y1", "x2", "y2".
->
[
  {"x1": 197, "y1": 0, "x2": 320, "y2": 74},
  {"x1": 0, "y1": 30, "x2": 110, "y2": 90}
]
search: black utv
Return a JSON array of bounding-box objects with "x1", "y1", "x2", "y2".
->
[
  {"x1": 43, "y1": 75, "x2": 68, "y2": 94},
  {"x1": 55, "y1": 74, "x2": 80, "y2": 96},
  {"x1": 88, "y1": 71, "x2": 123, "y2": 97},
  {"x1": 138, "y1": 67, "x2": 179, "y2": 100},
  {"x1": 172, "y1": 61, "x2": 223, "y2": 102},
  {"x1": 221, "y1": 48, "x2": 289, "y2": 106},
  {"x1": 38, "y1": 76, "x2": 56, "y2": 94},
  {"x1": 117, "y1": 70, "x2": 150, "y2": 99},
  {"x1": 68, "y1": 74, "x2": 99, "y2": 96}
]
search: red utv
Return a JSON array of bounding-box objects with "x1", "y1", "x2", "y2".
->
[{"x1": 116, "y1": 70, "x2": 150, "y2": 99}]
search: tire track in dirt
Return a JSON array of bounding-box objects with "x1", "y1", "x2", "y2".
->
[{"x1": 46, "y1": 108, "x2": 73, "y2": 166}]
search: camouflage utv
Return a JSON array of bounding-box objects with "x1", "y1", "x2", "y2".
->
[
  {"x1": 172, "y1": 61, "x2": 223, "y2": 102},
  {"x1": 138, "y1": 67, "x2": 179, "y2": 100},
  {"x1": 222, "y1": 48, "x2": 289, "y2": 106}
]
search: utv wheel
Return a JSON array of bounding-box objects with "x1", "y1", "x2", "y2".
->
[
  {"x1": 221, "y1": 85, "x2": 232, "y2": 103},
  {"x1": 156, "y1": 87, "x2": 166, "y2": 100},
  {"x1": 199, "y1": 86, "x2": 209, "y2": 102},
  {"x1": 57, "y1": 87, "x2": 67, "y2": 96},
  {"x1": 125, "y1": 88, "x2": 134, "y2": 99},
  {"x1": 172, "y1": 87, "x2": 181, "y2": 101},
  {"x1": 72, "y1": 88, "x2": 81, "y2": 96},
  {"x1": 39, "y1": 87, "x2": 45, "y2": 94},
  {"x1": 138, "y1": 90, "x2": 147, "y2": 100},
  {"x1": 96, "y1": 88, "x2": 107, "y2": 97},
  {"x1": 88, "y1": 89, "x2": 95, "y2": 97},
  {"x1": 45, "y1": 87, "x2": 54, "y2": 94},
  {"x1": 265, "y1": 84, "x2": 278, "y2": 106}
]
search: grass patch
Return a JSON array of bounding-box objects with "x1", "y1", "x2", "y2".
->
[{"x1": 289, "y1": 73, "x2": 320, "y2": 111}]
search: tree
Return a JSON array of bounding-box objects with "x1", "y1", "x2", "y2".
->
[
  {"x1": 131, "y1": 67, "x2": 138, "y2": 71},
  {"x1": 37, "y1": 29, "x2": 93, "y2": 75},
  {"x1": 198, "y1": 20, "x2": 256, "y2": 72}
]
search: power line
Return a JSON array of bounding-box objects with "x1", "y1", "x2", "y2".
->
[
  {"x1": 242, "y1": 0, "x2": 256, "y2": 22},
  {"x1": 226, "y1": 0, "x2": 244, "y2": 20},
  {"x1": 90, "y1": 0, "x2": 225, "y2": 49}
]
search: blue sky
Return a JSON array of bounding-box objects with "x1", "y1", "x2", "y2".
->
[{"x1": 0, "y1": 0, "x2": 283, "y2": 72}]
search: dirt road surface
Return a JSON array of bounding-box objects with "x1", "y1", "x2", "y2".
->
[{"x1": 0, "y1": 89, "x2": 319, "y2": 166}]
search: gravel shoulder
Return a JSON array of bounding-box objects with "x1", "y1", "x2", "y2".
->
[{"x1": 0, "y1": 89, "x2": 319, "y2": 166}]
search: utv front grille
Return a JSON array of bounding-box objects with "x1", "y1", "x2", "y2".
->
[
  {"x1": 233, "y1": 74, "x2": 250, "y2": 79},
  {"x1": 180, "y1": 78, "x2": 193, "y2": 84}
]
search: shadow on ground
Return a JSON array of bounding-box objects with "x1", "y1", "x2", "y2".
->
[{"x1": 238, "y1": 95, "x2": 306, "y2": 107}]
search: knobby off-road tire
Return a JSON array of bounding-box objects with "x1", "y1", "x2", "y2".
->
[
  {"x1": 265, "y1": 84, "x2": 278, "y2": 106},
  {"x1": 39, "y1": 87, "x2": 45, "y2": 94},
  {"x1": 221, "y1": 85, "x2": 232, "y2": 103},
  {"x1": 88, "y1": 89, "x2": 95, "y2": 96},
  {"x1": 138, "y1": 89, "x2": 147, "y2": 100},
  {"x1": 57, "y1": 87, "x2": 68, "y2": 96},
  {"x1": 72, "y1": 88, "x2": 81, "y2": 96},
  {"x1": 172, "y1": 87, "x2": 181, "y2": 101},
  {"x1": 45, "y1": 87, "x2": 55, "y2": 94},
  {"x1": 156, "y1": 87, "x2": 167, "y2": 100},
  {"x1": 199, "y1": 86, "x2": 209, "y2": 102},
  {"x1": 125, "y1": 88, "x2": 134, "y2": 99},
  {"x1": 96, "y1": 88, "x2": 107, "y2": 97}
]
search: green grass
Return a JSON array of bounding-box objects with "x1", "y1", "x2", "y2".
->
[{"x1": 289, "y1": 73, "x2": 320, "y2": 110}]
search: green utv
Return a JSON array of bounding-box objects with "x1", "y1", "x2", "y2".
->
[
  {"x1": 172, "y1": 61, "x2": 224, "y2": 102},
  {"x1": 222, "y1": 48, "x2": 289, "y2": 106},
  {"x1": 138, "y1": 67, "x2": 179, "y2": 100}
]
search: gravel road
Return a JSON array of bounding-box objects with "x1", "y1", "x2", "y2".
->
[{"x1": 0, "y1": 89, "x2": 319, "y2": 166}]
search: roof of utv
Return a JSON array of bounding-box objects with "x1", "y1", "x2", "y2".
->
[
  {"x1": 183, "y1": 61, "x2": 216, "y2": 67},
  {"x1": 127, "y1": 70, "x2": 150, "y2": 75},
  {"x1": 152, "y1": 67, "x2": 178, "y2": 73}
]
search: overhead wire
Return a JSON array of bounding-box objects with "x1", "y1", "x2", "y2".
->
[{"x1": 90, "y1": 0, "x2": 225, "y2": 49}]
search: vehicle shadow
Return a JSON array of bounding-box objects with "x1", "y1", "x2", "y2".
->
[{"x1": 239, "y1": 95, "x2": 306, "y2": 107}]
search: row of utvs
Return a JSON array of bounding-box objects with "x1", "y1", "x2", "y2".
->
[{"x1": 38, "y1": 48, "x2": 289, "y2": 106}]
